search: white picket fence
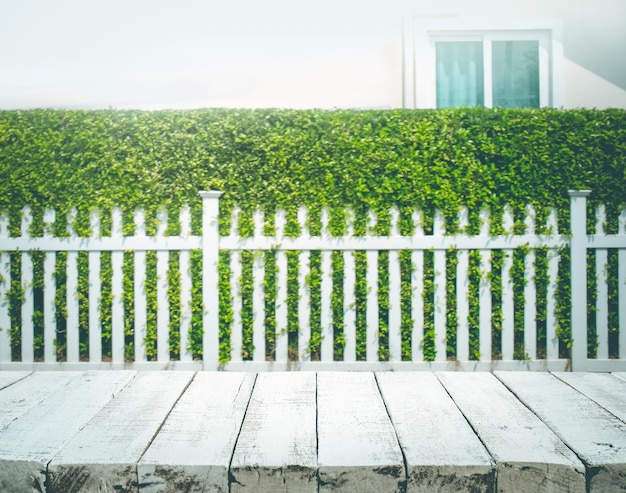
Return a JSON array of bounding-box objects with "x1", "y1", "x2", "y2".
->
[{"x1": 0, "y1": 190, "x2": 625, "y2": 372}]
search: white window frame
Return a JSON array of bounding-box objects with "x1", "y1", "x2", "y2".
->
[{"x1": 409, "y1": 18, "x2": 563, "y2": 109}]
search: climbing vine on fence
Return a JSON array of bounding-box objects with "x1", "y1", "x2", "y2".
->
[{"x1": 1, "y1": 107, "x2": 625, "y2": 362}]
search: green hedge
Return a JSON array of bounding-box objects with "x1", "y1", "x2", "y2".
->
[
  {"x1": 2, "y1": 107, "x2": 625, "y2": 232},
  {"x1": 1, "y1": 107, "x2": 625, "y2": 362}
]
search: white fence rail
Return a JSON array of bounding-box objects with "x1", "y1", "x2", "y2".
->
[{"x1": 0, "y1": 190, "x2": 625, "y2": 371}]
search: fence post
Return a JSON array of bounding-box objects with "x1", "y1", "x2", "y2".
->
[
  {"x1": 569, "y1": 190, "x2": 591, "y2": 371},
  {"x1": 199, "y1": 190, "x2": 223, "y2": 370}
]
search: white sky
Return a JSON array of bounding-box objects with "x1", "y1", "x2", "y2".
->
[{"x1": 0, "y1": 0, "x2": 406, "y2": 110}]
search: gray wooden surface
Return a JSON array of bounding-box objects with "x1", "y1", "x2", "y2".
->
[{"x1": 0, "y1": 370, "x2": 624, "y2": 493}]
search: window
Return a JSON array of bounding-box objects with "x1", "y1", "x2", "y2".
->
[{"x1": 408, "y1": 19, "x2": 563, "y2": 109}]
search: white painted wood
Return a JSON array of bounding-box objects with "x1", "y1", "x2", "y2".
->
[
  {"x1": 66, "y1": 208, "x2": 80, "y2": 363},
  {"x1": 230, "y1": 249, "x2": 243, "y2": 362},
  {"x1": 0, "y1": 372, "x2": 83, "y2": 430},
  {"x1": 366, "y1": 210, "x2": 378, "y2": 362},
  {"x1": 156, "y1": 208, "x2": 169, "y2": 362},
  {"x1": 139, "y1": 372, "x2": 255, "y2": 493},
  {"x1": 524, "y1": 205, "x2": 537, "y2": 360},
  {"x1": 298, "y1": 206, "x2": 311, "y2": 362},
  {"x1": 275, "y1": 209, "x2": 288, "y2": 362},
  {"x1": 614, "y1": 372, "x2": 626, "y2": 382},
  {"x1": 111, "y1": 207, "x2": 125, "y2": 363},
  {"x1": 48, "y1": 371, "x2": 192, "y2": 493},
  {"x1": 4, "y1": 229, "x2": 577, "y2": 252},
  {"x1": 388, "y1": 207, "x2": 402, "y2": 362},
  {"x1": 219, "y1": 358, "x2": 570, "y2": 372},
  {"x1": 179, "y1": 205, "x2": 192, "y2": 361},
  {"x1": 0, "y1": 370, "x2": 135, "y2": 493},
  {"x1": 21, "y1": 207, "x2": 33, "y2": 363},
  {"x1": 547, "y1": 208, "x2": 560, "y2": 360},
  {"x1": 0, "y1": 212, "x2": 10, "y2": 363},
  {"x1": 230, "y1": 206, "x2": 243, "y2": 362},
  {"x1": 433, "y1": 209, "x2": 447, "y2": 361},
  {"x1": 437, "y1": 372, "x2": 586, "y2": 492},
  {"x1": 89, "y1": 209, "x2": 102, "y2": 362},
  {"x1": 230, "y1": 372, "x2": 317, "y2": 493},
  {"x1": 317, "y1": 372, "x2": 405, "y2": 493},
  {"x1": 412, "y1": 209, "x2": 424, "y2": 361},
  {"x1": 199, "y1": 190, "x2": 222, "y2": 369},
  {"x1": 134, "y1": 208, "x2": 148, "y2": 363},
  {"x1": 595, "y1": 206, "x2": 609, "y2": 359},
  {"x1": 344, "y1": 210, "x2": 356, "y2": 362},
  {"x1": 617, "y1": 208, "x2": 626, "y2": 359},
  {"x1": 479, "y1": 209, "x2": 492, "y2": 361},
  {"x1": 43, "y1": 209, "x2": 56, "y2": 363},
  {"x1": 456, "y1": 207, "x2": 469, "y2": 361},
  {"x1": 569, "y1": 190, "x2": 592, "y2": 371},
  {"x1": 252, "y1": 208, "x2": 266, "y2": 362},
  {"x1": 377, "y1": 372, "x2": 494, "y2": 492},
  {"x1": 553, "y1": 372, "x2": 626, "y2": 423},
  {"x1": 497, "y1": 371, "x2": 626, "y2": 491},
  {"x1": 479, "y1": 249, "x2": 492, "y2": 360},
  {"x1": 0, "y1": 371, "x2": 30, "y2": 391},
  {"x1": 321, "y1": 208, "x2": 333, "y2": 362},
  {"x1": 501, "y1": 206, "x2": 515, "y2": 361}
]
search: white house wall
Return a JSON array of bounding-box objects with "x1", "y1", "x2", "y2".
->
[{"x1": 0, "y1": 0, "x2": 624, "y2": 110}]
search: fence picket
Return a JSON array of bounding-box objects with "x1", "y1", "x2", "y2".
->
[
  {"x1": 569, "y1": 191, "x2": 591, "y2": 370},
  {"x1": 229, "y1": 207, "x2": 243, "y2": 363},
  {"x1": 546, "y1": 208, "x2": 560, "y2": 360},
  {"x1": 134, "y1": 209, "x2": 147, "y2": 362},
  {"x1": 112, "y1": 207, "x2": 124, "y2": 363},
  {"x1": 297, "y1": 207, "x2": 310, "y2": 362},
  {"x1": 456, "y1": 207, "x2": 469, "y2": 361},
  {"x1": 388, "y1": 207, "x2": 402, "y2": 362},
  {"x1": 343, "y1": 210, "x2": 356, "y2": 362},
  {"x1": 366, "y1": 210, "x2": 378, "y2": 362},
  {"x1": 524, "y1": 205, "x2": 537, "y2": 360},
  {"x1": 617, "y1": 208, "x2": 626, "y2": 359},
  {"x1": 1, "y1": 190, "x2": 624, "y2": 371},
  {"x1": 275, "y1": 209, "x2": 288, "y2": 363},
  {"x1": 0, "y1": 213, "x2": 10, "y2": 362},
  {"x1": 43, "y1": 209, "x2": 56, "y2": 363},
  {"x1": 411, "y1": 210, "x2": 424, "y2": 362},
  {"x1": 21, "y1": 207, "x2": 33, "y2": 363},
  {"x1": 320, "y1": 208, "x2": 333, "y2": 362},
  {"x1": 479, "y1": 208, "x2": 492, "y2": 361},
  {"x1": 66, "y1": 209, "x2": 79, "y2": 363},
  {"x1": 595, "y1": 205, "x2": 609, "y2": 360},
  {"x1": 155, "y1": 208, "x2": 169, "y2": 362},
  {"x1": 89, "y1": 209, "x2": 102, "y2": 363},
  {"x1": 252, "y1": 208, "x2": 265, "y2": 363},
  {"x1": 179, "y1": 206, "x2": 192, "y2": 362},
  {"x1": 433, "y1": 210, "x2": 446, "y2": 361},
  {"x1": 501, "y1": 206, "x2": 515, "y2": 361}
]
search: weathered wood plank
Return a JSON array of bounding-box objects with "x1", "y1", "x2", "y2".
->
[
  {"x1": 497, "y1": 371, "x2": 626, "y2": 492},
  {"x1": 230, "y1": 372, "x2": 317, "y2": 493},
  {"x1": 0, "y1": 370, "x2": 136, "y2": 493},
  {"x1": 317, "y1": 372, "x2": 405, "y2": 493},
  {"x1": 48, "y1": 371, "x2": 193, "y2": 493},
  {"x1": 138, "y1": 372, "x2": 255, "y2": 493},
  {"x1": 0, "y1": 371, "x2": 31, "y2": 390},
  {"x1": 0, "y1": 371, "x2": 82, "y2": 430},
  {"x1": 376, "y1": 372, "x2": 495, "y2": 492},
  {"x1": 437, "y1": 372, "x2": 586, "y2": 492},
  {"x1": 554, "y1": 372, "x2": 626, "y2": 423}
]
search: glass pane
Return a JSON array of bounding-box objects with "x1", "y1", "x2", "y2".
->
[
  {"x1": 492, "y1": 40, "x2": 540, "y2": 108},
  {"x1": 436, "y1": 42, "x2": 484, "y2": 108}
]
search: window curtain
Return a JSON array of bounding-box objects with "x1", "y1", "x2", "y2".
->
[{"x1": 436, "y1": 42, "x2": 484, "y2": 108}]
